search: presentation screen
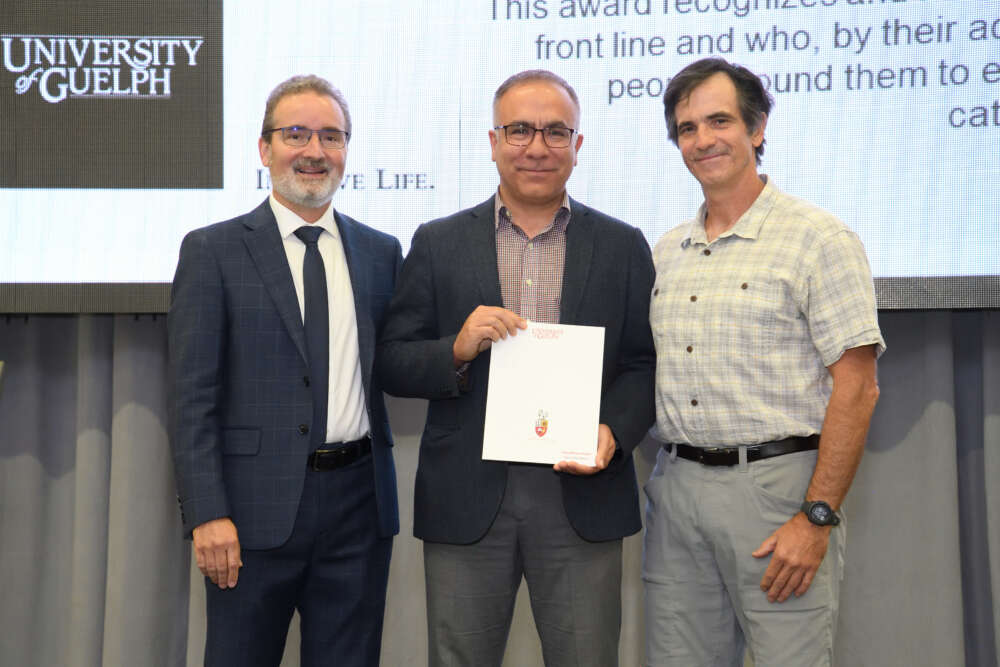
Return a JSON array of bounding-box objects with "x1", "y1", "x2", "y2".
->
[{"x1": 1, "y1": 0, "x2": 997, "y2": 311}]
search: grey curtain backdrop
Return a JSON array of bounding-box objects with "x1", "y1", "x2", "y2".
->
[{"x1": 0, "y1": 310, "x2": 996, "y2": 667}]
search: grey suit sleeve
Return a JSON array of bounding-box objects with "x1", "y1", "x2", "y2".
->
[
  {"x1": 598, "y1": 226, "x2": 656, "y2": 458},
  {"x1": 167, "y1": 230, "x2": 231, "y2": 536},
  {"x1": 377, "y1": 223, "x2": 462, "y2": 400}
]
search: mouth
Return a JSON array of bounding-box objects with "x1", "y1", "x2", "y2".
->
[
  {"x1": 695, "y1": 152, "x2": 726, "y2": 164},
  {"x1": 294, "y1": 161, "x2": 330, "y2": 177},
  {"x1": 517, "y1": 166, "x2": 556, "y2": 175}
]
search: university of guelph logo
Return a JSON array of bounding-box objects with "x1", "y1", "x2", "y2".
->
[
  {"x1": 2, "y1": 35, "x2": 205, "y2": 104},
  {"x1": 1, "y1": 0, "x2": 222, "y2": 189},
  {"x1": 534, "y1": 410, "x2": 549, "y2": 438}
]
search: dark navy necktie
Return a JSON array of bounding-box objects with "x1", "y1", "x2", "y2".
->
[{"x1": 294, "y1": 226, "x2": 329, "y2": 447}]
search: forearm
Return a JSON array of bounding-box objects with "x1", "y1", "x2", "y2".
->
[
  {"x1": 376, "y1": 336, "x2": 461, "y2": 399},
  {"x1": 599, "y1": 368, "x2": 655, "y2": 455},
  {"x1": 168, "y1": 327, "x2": 229, "y2": 530},
  {"x1": 806, "y1": 348, "x2": 880, "y2": 509}
]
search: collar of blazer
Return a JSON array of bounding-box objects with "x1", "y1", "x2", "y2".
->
[
  {"x1": 241, "y1": 200, "x2": 310, "y2": 364},
  {"x1": 464, "y1": 194, "x2": 596, "y2": 324},
  {"x1": 236, "y1": 199, "x2": 379, "y2": 398}
]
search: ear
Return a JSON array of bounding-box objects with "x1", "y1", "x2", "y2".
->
[
  {"x1": 489, "y1": 129, "x2": 499, "y2": 163},
  {"x1": 572, "y1": 132, "x2": 583, "y2": 166},
  {"x1": 751, "y1": 113, "x2": 767, "y2": 148},
  {"x1": 258, "y1": 136, "x2": 271, "y2": 167}
]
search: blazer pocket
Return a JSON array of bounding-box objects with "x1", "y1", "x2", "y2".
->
[{"x1": 221, "y1": 427, "x2": 261, "y2": 455}]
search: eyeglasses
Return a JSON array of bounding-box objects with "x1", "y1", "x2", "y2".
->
[
  {"x1": 494, "y1": 123, "x2": 577, "y2": 148},
  {"x1": 262, "y1": 126, "x2": 350, "y2": 149}
]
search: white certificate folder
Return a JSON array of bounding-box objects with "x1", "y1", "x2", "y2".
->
[{"x1": 482, "y1": 322, "x2": 605, "y2": 466}]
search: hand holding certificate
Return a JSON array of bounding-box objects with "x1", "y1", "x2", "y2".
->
[{"x1": 482, "y1": 321, "x2": 605, "y2": 467}]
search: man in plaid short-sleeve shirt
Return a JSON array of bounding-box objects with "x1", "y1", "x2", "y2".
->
[{"x1": 643, "y1": 58, "x2": 885, "y2": 666}]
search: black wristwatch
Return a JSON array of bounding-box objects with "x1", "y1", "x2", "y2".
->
[{"x1": 801, "y1": 500, "x2": 840, "y2": 526}]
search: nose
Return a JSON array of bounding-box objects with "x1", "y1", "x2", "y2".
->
[
  {"x1": 693, "y1": 124, "x2": 716, "y2": 150},
  {"x1": 302, "y1": 131, "x2": 325, "y2": 157},
  {"x1": 524, "y1": 128, "x2": 550, "y2": 156}
]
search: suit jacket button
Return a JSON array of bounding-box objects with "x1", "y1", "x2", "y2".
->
[
  {"x1": 298, "y1": 424, "x2": 309, "y2": 434},
  {"x1": 303, "y1": 376, "x2": 310, "y2": 387}
]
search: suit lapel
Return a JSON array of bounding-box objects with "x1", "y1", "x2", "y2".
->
[
  {"x1": 335, "y1": 210, "x2": 375, "y2": 398},
  {"x1": 242, "y1": 200, "x2": 309, "y2": 363},
  {"x1": 468, "y1": 197, "x2": 504, "y2": 307},
  {"x1": 560, "y1": 198, "x2": 595, "y2": 324}
]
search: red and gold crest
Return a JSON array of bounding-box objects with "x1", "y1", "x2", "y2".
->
[{"x1": 534, "y1": 410, "x2": 549, "y2": 437}]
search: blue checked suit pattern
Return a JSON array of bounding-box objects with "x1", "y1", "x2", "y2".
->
[{"x1": 168, "y1": 199, "x2": 402, "y2": 550}]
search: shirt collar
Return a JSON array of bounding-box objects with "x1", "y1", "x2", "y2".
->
[
  {"x1": 269, "y1": 194, "x2": 339, "y2": 241},
  {"x1": 682, "y1": 175, "x2": 776, "y2": 248},
  {"x1": 494, "y1": 189, "x2": 571, "y2": 233}
]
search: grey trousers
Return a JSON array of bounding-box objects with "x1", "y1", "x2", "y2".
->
[
  {"x1": 424, "y1": 464, "x2": 623, "y2": 667},
  {"x1": 642, "y1": 447, "x2": 844, "y2": 667}
]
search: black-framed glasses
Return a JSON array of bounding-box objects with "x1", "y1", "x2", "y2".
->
[
  {"x1": 262, "y1": 126, "x2": 350, "y2": 149},
  {"x1": 494, "y1": 123, "x2": 576, "y2": 148}
]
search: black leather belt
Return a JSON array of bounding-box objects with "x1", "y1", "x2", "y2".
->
[
  {"x1": 307, "y1": 436, "x2": 371, "y2": 471},
  {"x1": 664, "y1": 434, "x2": 819, "y2": 467}
]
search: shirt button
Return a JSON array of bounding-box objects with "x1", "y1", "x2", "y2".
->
[
  {"x1": 703, "y1": 249, "x2": 711, "y2": 256},
  {"x1": 690, "y1": 295, "x2": 697, "y2": 302},
  {"x1": 528, "y1": 243, "x2": 534, "y2": 250},
  {"x1": 526, "y1": 278, "x2": 533, "y2": 286},
  {"x1": 686, "y1": 345, "x2": 693, "y2": 353},
  {"x1": 690, "y1": 399, "x2": 698, "y2": 406},
  {"x1": 298, "y1": 424, "x2": 309, "y2": 434},
  {"x1": 741, "y1": 283, "x2": 748, "y2": 290}
]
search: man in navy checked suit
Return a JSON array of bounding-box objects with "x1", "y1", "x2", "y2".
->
[{"x1": 168, "y1": 75, "x2": 401, "y2": 666}]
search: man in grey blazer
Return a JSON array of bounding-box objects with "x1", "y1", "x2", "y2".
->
[
  {"x1": 168, "y1": 75, "x2": 401, "y2": 667},
  {"x1": 378, "y1": 70, "x2": 655, "y2": 666}
]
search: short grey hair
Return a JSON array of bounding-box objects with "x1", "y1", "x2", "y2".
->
[
  {"x1": 492, "y1": 69, "x2": 580, "y2": 123},
  {"x1": 261, "y1": 74, "x2": 352, "y2": 140}
]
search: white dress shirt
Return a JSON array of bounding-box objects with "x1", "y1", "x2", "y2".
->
[{"x1": 270, "y1": 195, "x2": 370, "y2": 443}]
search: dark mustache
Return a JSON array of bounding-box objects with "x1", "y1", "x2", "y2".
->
[{"x1": 294, "y1": 159, "x2": 329, "y2": 170}]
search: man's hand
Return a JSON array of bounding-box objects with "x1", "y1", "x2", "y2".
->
[
  {"x1": 453, "y1": 306, "x2": 527, "y2": 367},
  {"x1": 554, "y1": 424, "x2": 616, "y2": 475},
  {"x1": 752, "y1": 512, "x2": 831, "y2": 602},
  {"x1": 192, "y1": 517, "x2": 242, "y2": 589}
]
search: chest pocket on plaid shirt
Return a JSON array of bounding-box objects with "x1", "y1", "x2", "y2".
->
[{"x1": 705, "y1": 271, "x2": 790, "y2": 352}]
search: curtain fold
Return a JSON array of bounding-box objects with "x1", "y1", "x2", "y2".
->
[
  {"x1": 954, "y1": 311, "x2": 997, "y2": 667},
  {"x1": 983, "y1": 312, "x2": 1000, "y2": 665},
  {"x1": 0, "y1": 311, "x2": 996, "y2": 666},
  {"x1": 68, "y1": 315, "x2": 113, "y2": 667}
]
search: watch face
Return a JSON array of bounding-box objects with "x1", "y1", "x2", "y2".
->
[{"x1": 811, "y1": 505, "x2": 831, "y2": 523}]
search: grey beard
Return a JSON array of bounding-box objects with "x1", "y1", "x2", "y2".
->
[{"x1": 272, "y1": 171, "x2": 335, "y2": 209}]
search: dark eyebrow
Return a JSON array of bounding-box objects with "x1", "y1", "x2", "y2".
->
[
  {"x1": 505, "y1": 120, "x2": 571, "y2": 129},
  {"x1": 706, "y1": 111, "x2": 737, "y2": 121},
  {"x1": 678, "y1": 111, "x2": 737, "y2": 130},
  {"x1": 287, "y1": 125, "x2": 345, "y2": 132}
]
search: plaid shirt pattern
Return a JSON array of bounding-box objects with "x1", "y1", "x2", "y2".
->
[
  {"x1": 494, "y1": 192, "x2": 570, "y2": 324},
  {"x1": 650, "y1": 178, "x2": 885, "y2": 446}
]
